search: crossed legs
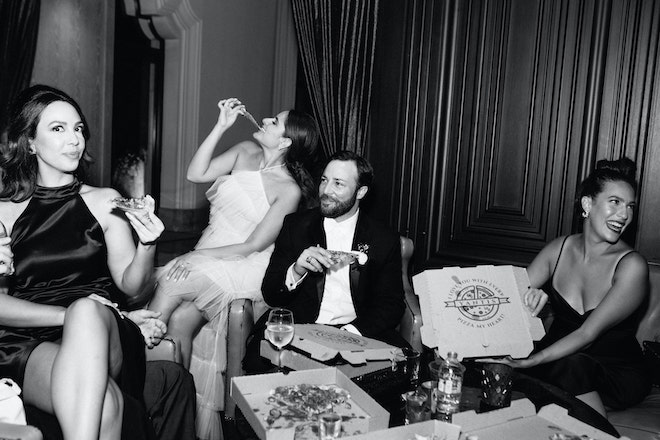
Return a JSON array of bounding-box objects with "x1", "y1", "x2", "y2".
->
[{"x1": 23, "y1": 298, "x2": 124, "y2": 440}]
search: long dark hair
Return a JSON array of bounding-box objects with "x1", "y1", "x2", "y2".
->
[
  {"x1": 282, "y1": 110, "x2": 320, "y2": 208},
  {"x1": 0, "y1": 85, "x2": 91, "y2": 202},
  {"x1": 575, "y1": 157, "x2": 638, "y2": 215}
]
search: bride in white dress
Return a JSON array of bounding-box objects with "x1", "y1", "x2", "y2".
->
[{"x1": 147, "y1": 98, "x2": 319, "y2": 439}]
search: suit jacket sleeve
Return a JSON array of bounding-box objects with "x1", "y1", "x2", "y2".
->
[{"x1": 261, "y1": 213, "x2": 301, "y2": 307}]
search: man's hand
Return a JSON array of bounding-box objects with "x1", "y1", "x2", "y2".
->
[
  {"x1": 292, "y1": 245, "x2": 335, "y2": 277},
  {"x1": 124, "y1": 309, "x2": 167, "y2": 348}
]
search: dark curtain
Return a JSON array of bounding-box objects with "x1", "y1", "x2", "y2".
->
[
  {"x1": 0, "y1": 0, "x2": 41, "y2": 139},
  {"x1": 291, "y1": 0, "x2": 379, "y2": 157}
]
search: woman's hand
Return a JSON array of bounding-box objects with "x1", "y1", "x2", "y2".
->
[
  {"x1": 524, "y1": 287, "x2": 548, "y2": 317},
  {"x1": 480, "y1": 355, "x2": 537, "y2": 369},
  {"x1": 124, "y1": 309, "x2": 167, "y2": 348},
  {"x1": 123, "y1": 195, "x2": 165, "y2": 246},
  {"x1": 216, "y1": 98, "x2": 245, "y2": 131},
  {"x1": 165, "y1": 253, "x2": 194, "y2": 282},
  {"x1": 0, "y1": 236, "x2": 14, "y2": 276}
]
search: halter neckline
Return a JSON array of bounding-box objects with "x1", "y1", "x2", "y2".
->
[
  {"x1": 259, "y1": 163, "x2": 286, "y2": 172},
  {"x1": 33, "y1": 179, "x2": 82, "y2": 200}
]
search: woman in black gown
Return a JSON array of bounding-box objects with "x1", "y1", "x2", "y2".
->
[
  {"x1": 0, "y1": 85, "x2": 165, "y2": 440},
  {"x1": 506, "y1": 158, "x2": 652, "y2": 415}
]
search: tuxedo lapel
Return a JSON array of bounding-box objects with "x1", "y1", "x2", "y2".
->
[
  {"x1": 309, "y1": 213, "x2": 327, "y2": 303},
  {"x1": 349, "y1": 213, "x2": 370, "y2": 299}
]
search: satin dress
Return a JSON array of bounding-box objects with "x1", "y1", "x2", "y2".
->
[
  {"x1": 0, "y1": 179, "x2": 145, "y2": 398},
  {"x1": 526, "y1": 237, "x2": 652, "y2": 409}
]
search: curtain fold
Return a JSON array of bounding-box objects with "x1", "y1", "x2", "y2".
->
[
  {"x1": 0, "y1": 0, "x2": 41, "y2": 138},
  {"x1": 291, "y1": 0, "x2": 379, "y2": 157}
]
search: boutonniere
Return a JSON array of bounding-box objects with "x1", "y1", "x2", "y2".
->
[{"x1": 353, "y1": 243, "x2": 369, "y2": 265}]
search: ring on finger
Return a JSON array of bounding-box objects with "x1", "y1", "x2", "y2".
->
[{"x1": 306, "y1": 256, "x2": 313, "y2": 264}]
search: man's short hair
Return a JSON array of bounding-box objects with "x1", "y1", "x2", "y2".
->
[{"x1": 326, "y1": 150, "x2": 374, "y2": 188}]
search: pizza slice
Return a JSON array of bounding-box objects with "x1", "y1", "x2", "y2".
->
[
  {"x1": 327, "y1": 250, "x2": 368, "y2": 266},
  {"x1": 111, "y1": 196, "x2": 148, "y2": 213},
  {"x1": 269, "y1": 384, "x2": 350, "y2": 417}
]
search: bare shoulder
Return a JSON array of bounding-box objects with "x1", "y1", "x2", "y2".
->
[
  {"x1": 275, "y1": 177, "x2": 302, "y2": 203},
  {"x1": 538, "y1": 235, "x2": 571, "y2": 261},
  {"x1": 615, "y1": 250, "x2": 648, "y2": 278},
  {"x1": 79, "y1": 185, "x2": 122, "y2": 217}
]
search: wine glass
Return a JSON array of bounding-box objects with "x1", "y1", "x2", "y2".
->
[{"x1": 265, "y1": 308, "x2": 294, "y2": 372}]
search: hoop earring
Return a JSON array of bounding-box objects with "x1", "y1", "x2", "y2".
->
[{"x1": 582, "y1": 211, "x2": 589, "y2": 219}]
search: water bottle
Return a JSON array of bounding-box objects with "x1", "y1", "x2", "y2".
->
[{"x1": 436, "y1": 351, "x2": 465, "y2": 421}]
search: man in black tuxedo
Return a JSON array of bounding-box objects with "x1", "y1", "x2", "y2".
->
[{"x1": 244, "y1": 151, "x2": 406, "y2": 372}]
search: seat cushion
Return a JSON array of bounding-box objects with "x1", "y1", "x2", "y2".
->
[{"x1": 607, "y1": 386, "x2": 660, "y2": 439}]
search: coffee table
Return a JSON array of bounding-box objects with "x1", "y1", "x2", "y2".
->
[{"x1": 460, "y1": 361, "x2": 620, "y2": 437}]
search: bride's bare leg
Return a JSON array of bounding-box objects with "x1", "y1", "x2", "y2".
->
[
  {"x1": 24, "y1": 298, "x2": 124, "y2": 440},
  {"x1": 168, "y1": 302, "x2": 206, "y2": 368}
]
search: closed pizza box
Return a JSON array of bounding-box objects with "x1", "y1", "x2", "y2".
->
[
  {"x1": 230, "y1": 367, "x2": 389, "y2": 440},
  {"x1": 453, "y1": 398, "x2": 628, "y2": 440},
  {"x1": 284, "y1": 324, "x2": 399, "y2": 365},
  {"x1": 260, "y1": 340, "x2": 392, "y2": 378},
  {"x1": 344, "y1": 420, "x2": 461, "y2": 440},
  {"x1": 412, "y1": 265, "x2": 545, "y2": 360}
]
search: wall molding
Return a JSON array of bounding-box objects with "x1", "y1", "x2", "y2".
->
[{"x1": 124, "y1": 0, "x2": 202, "y2": 211}]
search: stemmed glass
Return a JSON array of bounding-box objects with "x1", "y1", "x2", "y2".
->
[{"x1": 265, "y1": 308, "x2": 295, "y2": 372}]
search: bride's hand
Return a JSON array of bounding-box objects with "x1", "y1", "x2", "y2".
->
[
  {"x1": 165, "y1": 254, "x2": 193, "y2": 282},
  {"x1": 124, "y1": 195, "x2": 165, "y2": 246},
  {"x1": 216, "y1": 98, "x2": 245, "y2": 130}
]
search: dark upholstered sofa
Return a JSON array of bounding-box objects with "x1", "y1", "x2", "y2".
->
[{"x1": 606, "y1": 265, "x2": 660, "y2": 439}]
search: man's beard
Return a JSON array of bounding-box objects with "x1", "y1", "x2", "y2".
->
[{"x1": 320, "y1": 191, "x2": 358, "y2": 218}]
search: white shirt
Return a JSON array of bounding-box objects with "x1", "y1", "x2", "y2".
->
[{"x1": 285, "y1": 210, "x2": 361, "y2": 334}]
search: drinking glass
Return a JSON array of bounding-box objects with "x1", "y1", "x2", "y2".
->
[
  {"x1": 319, "y1": 412, "x2": 342, "y2": 439},
  {"x1": 265, "y1": 308, "x2": 294, "y2": 371},
  {"x1": 0, "y1": 220, "x2": 14, "y2": 276}
]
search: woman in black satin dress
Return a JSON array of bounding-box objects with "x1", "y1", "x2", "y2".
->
[
  {"x1": 0, "y1": 85, "x2": 165, "y2": 440},
  {"x1": 505, "y1": 158, "x2": 652, "y2": 415}
]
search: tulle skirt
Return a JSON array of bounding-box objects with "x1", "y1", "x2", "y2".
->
[{"x1": 155, "y1": 250, "x2": 270, "y2": 440}]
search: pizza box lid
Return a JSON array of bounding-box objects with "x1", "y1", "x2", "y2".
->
[
  {"x1": 453, "y1": 398, "x2": 627, "y2": 440},
  {"x1": 344, "y1": 420, "x2": 461, "y2": 440},
  {"x1": 285, "y1": 324, "x2": 399, "y2": 365},
  {"x1": 412, "y1": 265, "x2": 545, "y2": 360},
  {"x1": 230, "y1": 367, "x2": 389, "y2": 440},
  {"x1": 260, "y1": 340, "x2": 392, "y2": 378}
]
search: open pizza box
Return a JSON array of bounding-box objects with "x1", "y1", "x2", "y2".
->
[
  {"x1": 344, "y1": 420, "x2": 461, "y2": 440},
  {"x1": 412, "y1": 265, "x2": 545, "y2": 360},
  {"x1": 453, "y1": 398, "x2": 629, "y2": 440},
  {"x1": 230, "y1": 367, "x2": 389, "y2": 440},
  {"x1": 280, "y1": 324, "x2": 399, "y2": 365}
]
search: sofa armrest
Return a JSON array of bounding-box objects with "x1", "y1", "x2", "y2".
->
[
  {"x1": 0, "y1": 422, "x2": 43, "y2": 440},
  {"x1": 399, "y1": 286, "x2": 423, "y2": 353},
  {"x1": 398, "y1": 236, "x2": 423, "y2": 353},
  {"x1": 145, "y1": 336, "x2": 181, "y2": 364},
  {"x1": 225, "y1": 298, "x2": 256, "y2": 419}
]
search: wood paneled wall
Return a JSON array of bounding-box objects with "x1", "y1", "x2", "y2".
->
[{"x1": 368, "y1": 0, "x2": 660, "y2": 271}]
